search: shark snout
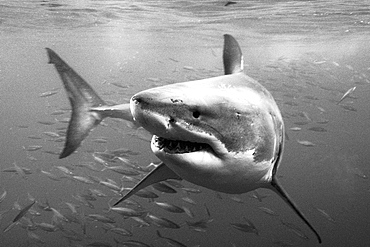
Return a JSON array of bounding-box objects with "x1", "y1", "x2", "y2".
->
[
  {"x1": 130, "y1": 94, "x2": 149, "y2": 106},
  {"x1": 130, "y1": 94, "x2": 148, "y2": 124},
  {"x1": 130, "y1": 92, "x2": 175, "y2": 138}
]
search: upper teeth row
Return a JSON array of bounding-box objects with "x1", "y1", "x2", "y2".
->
[{"x1": 156, "y1": 137, "x2": 204, "y2": 153}]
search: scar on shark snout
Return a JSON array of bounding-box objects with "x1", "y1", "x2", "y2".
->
[{"x1": 170, "y1": 98, "x2": 183, "y2": 103}]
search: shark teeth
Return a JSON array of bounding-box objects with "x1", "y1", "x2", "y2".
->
[{"x1": 155, "y1": 136, "x2": 211, "y2": 154}]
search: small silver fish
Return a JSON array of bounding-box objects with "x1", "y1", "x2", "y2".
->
[
  {"x1": 134, "y1": 189, "x2": 158, "y2": 199},
  {"x1": 109, "y1": 206, "x2": 146, "y2": 217},
  {"x1": 55, "y1": 166, "x2": 74, "y2": 175},
  {"x1": 34, "y1": 222, "x2": 58, "y2": 232},
  {"x1": 27, "y1": 231, "x2": 46, "y2": 244},
  {"x1": 88, "y1": 189, "x2": 107, "y2": 197},
  {"x1": 92, "y1": 138, "x2": 108, "y2": 144},
  {"x1": 258, "y1": 206, "x2": 279, "y2": 216},
  {"x1": 40, "y1": 170, "x2": 63, "y2": 181},
  {"x1": 37, "y1": 120, "x2": 55, "y2": 125},
  {"x1": 340, "y1": 104, "x2": 357, "y2": 112},
  {"x1": 24, "y1": 145, "x2": 43, "y2": 151},
  {"x1": 65, "y1": 202, "x2": 79, "y2": 214},
  {"x1": 337, "y1": 86, "x2": 356, "y2": 104},
  {"x1": 248, "y1": 190, "x2": 268, "y2": 202},
  {"x1": 156, "y1": 230, "x2": 187, "y2": 247},
  {"x1": 229, "y1": 196, "x2": 244, "y2": 203},
  {"x1": 43, "y1": 131, "x2": 60, "y2": 138},
  {"x1": 315, "y1": 207, "x2": 336, "y2": 224},
  {"x1": 51, "y1": 207, "x2": 69, "y2": 223},
  {"x1": 117, "y1": 240, "x2": 150, "y2": 247},
  {"x1": 131, "y1": 216, "x2": 151, "y2": 227},
  {"x1": 99, "y1": 181, "x2": 121, "y2": 191},
  {"x1": 109, "y1": 227, "x2": 132, "y2": 236},
  {"x1": 0, "y1": 190, "x2": 7, "y2": 203},
  {"x1": 182, "y1": 206, "x2": 195, "y2": 218},
  {"x1": 39, "y1": 90, "x2": 58, "y2": 97},
  {"x1": 3, "y1": 200, "x2": 36, "y2": 233},
  {"x1": 13, "y1": 162, "x2": 27, "y2": 179},
  {"x1": 87, "y1": 214, "x2": 115, "y2": 223},
  {"x1": 181, "y1": 187, "x2": 202, "y2": 194},
  {"x1": 181, "y1": 197, "x2": 197, "y2": 205},
  {"x1": 230, "y1": 217, "x2": 258, "y2": 235},
  {"x1": 152, "y1": 182, "x2": 177, "y2": 194},
  {"x1": 186, "y1": 218, "x2": 213, "y2": 229},
  {"x1": 71, "y1": 175, "x2": 95, "y2": 184},
  {"x1": 297, "y1": 140, "x2": 315, "y2": 147},
  {"x1": 154, "y1": 202, "x2": 185, "y2": 213},
  {"x1": 281, "y1": 220, "x2": 309, "y2": 241},
  {"x1": 147, "y1": 213, "x2": 180, "y2": 229}
]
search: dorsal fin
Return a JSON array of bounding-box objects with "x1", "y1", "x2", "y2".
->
[{"x1": 223, "y1": 34, "x2": 244, "y2": 75}]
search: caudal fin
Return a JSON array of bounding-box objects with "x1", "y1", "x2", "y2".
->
[
  {"x1": 46, "y1": 48, "x2": 106, "y2": 158},
  {"x1": 268, "y1": 177, "x2": 322, "y2": 244}
]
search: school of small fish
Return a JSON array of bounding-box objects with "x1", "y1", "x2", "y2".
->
[{"x1": 0, "y1": 50, "x2": 368, "y2": 247}]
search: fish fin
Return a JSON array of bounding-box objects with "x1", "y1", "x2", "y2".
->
[
  {"x1": 46, "y1": 48, "x2": 108, "y2": 158},
  {"x1": 266, "y1": 177, "x2": 322, "y2": 244},
  {"x1": 3, "y1": 221, "x2": 18, "y2": 233},
  {"x1": 223, "y1": 34, "x2": 244, "y2": 75},
  {"x1": 114, "y1": 163, "x2": 181, "y2": 206}
]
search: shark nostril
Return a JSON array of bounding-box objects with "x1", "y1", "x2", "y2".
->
[
  {"x1": 133, "y1": 97, "x2": 142, "y2": 104},
  {"x1": 169, "y1": 116, "x2": 175, "y2": 123}
]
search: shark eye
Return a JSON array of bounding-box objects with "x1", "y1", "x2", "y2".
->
[{"x1": 192, "y1": 110, "x2": 200, "y2": 118}]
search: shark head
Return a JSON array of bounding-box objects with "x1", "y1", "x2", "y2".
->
[{"x1": 130, "y1": 72, "x2": 284, "y2": 194}]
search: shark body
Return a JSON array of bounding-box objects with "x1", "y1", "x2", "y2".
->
[{"x1": 46, "y1": 34, "x2": 321, "y2": 243}]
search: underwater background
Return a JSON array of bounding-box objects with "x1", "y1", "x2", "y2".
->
[{"x1": 1, "y1": 0, "x2": 370, "y2": 246}]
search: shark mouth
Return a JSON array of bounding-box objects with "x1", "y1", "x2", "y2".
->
[{"x1": 154, "y1": 136, "x2": 213, "y2": 154}]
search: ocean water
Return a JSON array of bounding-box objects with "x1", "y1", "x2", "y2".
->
[{"x1": 0, "y1": 0, "x2": 370, "y2": 246}]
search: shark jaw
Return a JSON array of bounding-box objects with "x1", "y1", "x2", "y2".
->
[{"x1": 151, "y1": 133, "x2": 275, "y2": 194}]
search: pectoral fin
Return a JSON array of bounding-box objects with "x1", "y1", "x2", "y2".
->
[
  {"x1": 114, "y1": 162, "x2": 181, "y2": 206},
  {"x1": 267, "y1": 177, "x2": 322, "y2": 243}
]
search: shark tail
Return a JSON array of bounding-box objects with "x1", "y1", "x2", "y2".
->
[
  {"x1": 46, "y1": 48, "x2": 107, "y2": 159},
  {"x1": 267, "y1": 177, "x2": 322, "y2": 244}
]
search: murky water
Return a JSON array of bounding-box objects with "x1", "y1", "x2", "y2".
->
[{"x1": 1, "y1": 1, "x2": 370, "y2": 246}]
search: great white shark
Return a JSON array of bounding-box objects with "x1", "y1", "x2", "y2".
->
[{"x1": 46, "y1": 34, "x2": 322, "y2": 243}]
